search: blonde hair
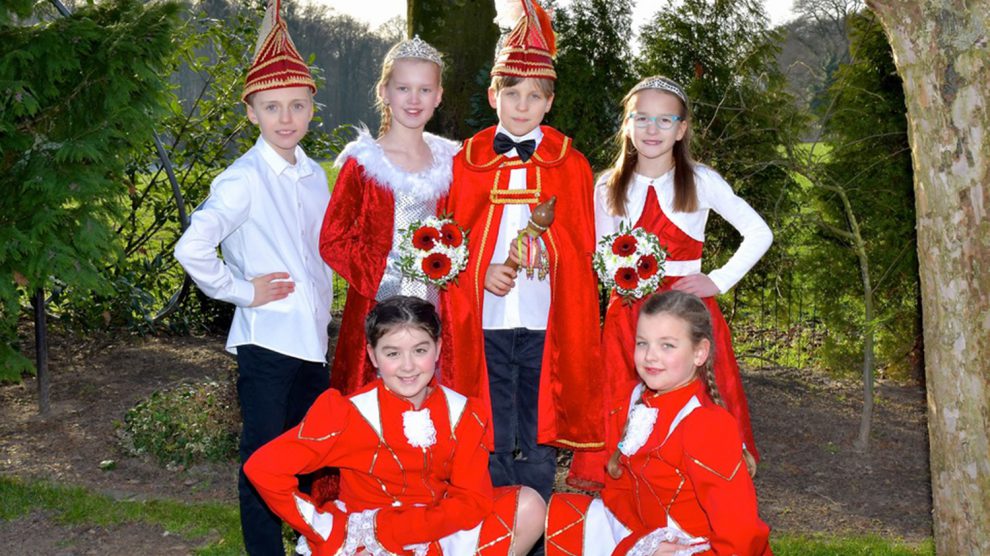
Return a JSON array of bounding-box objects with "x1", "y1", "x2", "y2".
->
[
  {"x1": 606, "y1": 291, "x2": 723, "y2": 479},
  {"x1": 374, "y1": 57, "x2": 443, "y2": 137},
  {"x1": 604, "y1": 86, "x2": 698, "y2": 217}
]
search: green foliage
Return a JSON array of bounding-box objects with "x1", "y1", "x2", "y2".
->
[
  {"x1": 549, "y1": 0, "x2": 635, "y2": 169},
  {"x1": 119, "y1": 378, "x2": 239, "y2": 466},
  {"x1": 0, "y1": 0, "x2": 182, "y2": 381},
  {"x1": 797, "y1": 10, "x2": 918, "y2": 378},
  {"x1": 0, "y1": 476, "x2": 244, "y2": 554},
  {"x1": 51, "y1": 2, "x2": 351, "y2": 337},
  {"x1": 772, "y1": 532, "x2": 934, "y2": 555}
]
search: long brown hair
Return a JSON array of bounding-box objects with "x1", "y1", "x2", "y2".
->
[
  {"x1": 606, "y1": 291, "x2": 722, "y2": 479},
  {"x1": 604, "y1": 79, "x2": 698, "y2": 217}
]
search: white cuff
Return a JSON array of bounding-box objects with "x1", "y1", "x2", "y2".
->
[{"x1": 294, "y1": 494, "x2": 334, "y2": 541}]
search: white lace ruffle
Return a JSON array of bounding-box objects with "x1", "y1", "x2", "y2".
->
[
  {"x1": 618, "y1": 403, "x2": 659, "y2": 456},
  {"x1": 403, "y1": 543, "x2": 430, "y2": 556},
  {"x1": 403, "y1": 408, "x2": 437, "y2": 449},
  {"x1": 341, "y1": 509, "x2": 396, "y2": 556},
  {"x1": 627, "y1": 527, "x2": 711, "y2": 556}
]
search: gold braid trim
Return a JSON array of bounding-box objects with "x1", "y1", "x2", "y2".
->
[{"x1": 689, "y1": 455, "x2": 744, "y2": 481}]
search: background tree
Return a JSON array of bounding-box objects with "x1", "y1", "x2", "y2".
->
[
  {"x1": 0, "y1": 0, "x2": 182, "y2": 382},
  {"x1": 548, "y1": 0, "x2": 635, "y2": 169},
  {"x1": 776, "y1": 0, "x2": 863, "y2": 120},
  {"x1": 408, "y1": 0, "x2": 499, "y2": 138},
  {"x1": 865, "y1": 0, "x2": 990, "y2": 551},
  {"x1": 790, "y1": 9, "x2": 917, "y2": 450}
]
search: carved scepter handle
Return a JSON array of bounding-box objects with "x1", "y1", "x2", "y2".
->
[{"x1": 504, "y1": 196, "x2": 557, "y2": 270}]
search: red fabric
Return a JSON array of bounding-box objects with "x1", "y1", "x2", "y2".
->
[
  {"x1": 568, "y1": 186, "x2": 759, "y2": 490},
  {"x1": 440, "y1": 126, "x2": 603, "y2": 450},
  {"x1": 491, "y1": 0, "x2": 556, "y2": 79},
  {"x1": 319, "y1": 157, "x2": 394, "y2": 394},
  {"x1": 245, "y1": 380, "x2": 519, "y2": 555},
  {"x1": 551, "y1": 381, "x2": 772, "y2": 555},
  {"x1": 242, "y1": 0, "x2": 316, "y2": 102},
  {"x1": 545, "y1": 493, "x2": 595, "y2": 555}
]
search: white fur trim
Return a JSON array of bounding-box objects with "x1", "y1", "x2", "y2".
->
[{"x1": 335, "y1": 128, "x2": 460, "y2": 203}]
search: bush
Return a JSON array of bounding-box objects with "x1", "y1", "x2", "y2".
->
[{"x1": 119, "y1": 376, "x2": 239, "y2": 466}]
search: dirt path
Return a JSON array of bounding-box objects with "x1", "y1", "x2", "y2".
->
[{"x1": 0, "y1": 329, "x2": 932, "y2": 553}]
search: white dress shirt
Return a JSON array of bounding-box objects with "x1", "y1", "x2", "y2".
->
[
  {"x1": 175, "y1": 137, "x2": 333, "y2": 362},
  {"x1": 482, "y1": 125, "x2": 552, "y2": 331},
  {"x1": 594, "y1": 166, "x2": 773, "y2": 293}
]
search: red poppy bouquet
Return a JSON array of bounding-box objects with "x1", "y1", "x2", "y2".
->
[
  {"x1": 397, "y1": 216, "x2": 469, "y2": 288},
  {"x1": 593, "y1": 224, "x2": 666, "y2": 302}
]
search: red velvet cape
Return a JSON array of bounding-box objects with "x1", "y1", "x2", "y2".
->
[{"x1": 440, "y1": 126, "x2": 603, "y2": 450}]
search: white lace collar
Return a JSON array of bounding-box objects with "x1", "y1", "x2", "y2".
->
[{"x1": 335, "y1": 127, "x2": 460, "y2": 203}]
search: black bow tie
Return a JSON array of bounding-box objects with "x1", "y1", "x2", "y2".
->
[{"x1": 493, "y1": 132, "x2": 537, "y2": 162}]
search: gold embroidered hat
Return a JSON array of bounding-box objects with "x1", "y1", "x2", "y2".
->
[
  {"x1": 491, "y1": 0, "x2": 557, "y2": 80},
  {"x1": 242, "y1": 0, "x2": 316, "y2": 102}
]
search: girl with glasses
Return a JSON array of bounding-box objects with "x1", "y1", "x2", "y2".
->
[{"x1": 568, "y1": 76, "x2": 773, "y2": 491}]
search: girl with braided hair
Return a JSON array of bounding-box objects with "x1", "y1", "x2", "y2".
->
[
  {"x1": 569, "y1": 75, "x2": 770, "y2": 490},
  {"x1": 546, "y1": 291, "x2": 772, "y2": 555}
]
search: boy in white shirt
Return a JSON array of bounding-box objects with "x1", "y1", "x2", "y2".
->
[{"x1": 173, "y1": 3, "x2": 332, "y2": 553}]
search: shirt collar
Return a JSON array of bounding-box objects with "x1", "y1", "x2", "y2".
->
[{"x1": 256, "y1": 136, "x2": 314, "y2": 178}]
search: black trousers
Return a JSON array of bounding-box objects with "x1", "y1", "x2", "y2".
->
[{"x1": 235, "y1": 344, "x2": 328, "y2": 555}]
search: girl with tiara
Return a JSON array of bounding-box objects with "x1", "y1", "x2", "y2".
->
[
  {"x1": 546, "y1": 291, "x2": 772, "y2": 555},
  {"x1": 568, "y1": 76, "x2": 772, "y2": 489},
  {"x1": 320, "y1": 36, "x2": 459, "y2": 396},
  {"x1": 245, "y1": 296, "x2": 547, "y2": 556}
]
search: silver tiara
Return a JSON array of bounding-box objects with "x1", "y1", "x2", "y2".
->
[
  {"x1": 629, "y1": 75, "x2": 687, "y2": 105},
  {"x1": 385, "y1": 35, "x2": 444, "y2": 69}
]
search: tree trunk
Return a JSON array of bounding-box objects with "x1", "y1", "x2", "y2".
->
[
  {"x1": 867, "y1": 1, "x2": 990, "y2": 552},
  {"x1": 407, "y1": 0, "x2": 499, "y2": 139}
]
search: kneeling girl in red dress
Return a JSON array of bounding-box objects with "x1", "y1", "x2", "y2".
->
[
  {"x1": 547, "y1": 291, "x2": 772, "y2": 555},
  {"x1": 245, "y1": 296, "x2": 546, "y2": 555}
]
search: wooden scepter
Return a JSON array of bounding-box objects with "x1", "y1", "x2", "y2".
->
[{"x1": 504, "y1": 196, "x2": 557, "y2": 270}]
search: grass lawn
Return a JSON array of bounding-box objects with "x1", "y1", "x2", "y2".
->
[{"x1": 0, "y1": 476, "x2": 934, "y2": 555}]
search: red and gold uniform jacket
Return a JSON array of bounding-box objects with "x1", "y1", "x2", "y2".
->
[
  {"x1": 606, "y1": 380, "x2": 770, "y2": 554},
  {"x1": 440, "y1": 125, "x2": 603, "y2": 450},
  {"x1": 244, "y1": 379, "x2": 495, "y2": 555}
]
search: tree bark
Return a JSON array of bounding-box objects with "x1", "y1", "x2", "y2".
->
[
  {"x1": 867, "y1": 1, "x2": 990, "y2": 552},
  {"x1": 407, "y1": 0, "x2": 499, "y2": 139}
]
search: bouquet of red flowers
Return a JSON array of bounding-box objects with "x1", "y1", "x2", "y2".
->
[
  {"x1": 397, "y1": 216, "x2": 469, "y2": 288},
  {"x1": 593, "y1": 224, "x2": 666, "y2": 302}
]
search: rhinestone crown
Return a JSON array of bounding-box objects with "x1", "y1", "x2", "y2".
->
[
  {"x1": 629, "y1": 76, "x2": 688, "y2": 105},
  {"x1": 385, "y1": 35, "x2": 444, "y2": 69}
]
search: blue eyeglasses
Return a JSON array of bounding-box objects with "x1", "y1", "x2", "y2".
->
[{"x1": 627, "y1": 112, "x2": 683, "y2": 130}]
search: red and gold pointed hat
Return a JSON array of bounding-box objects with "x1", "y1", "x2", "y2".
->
[
  {"x1": 491, "y1": 0, "x2": 557, "y2": 80},
  {"x1": 242, "y1": 0, "x2": 316, "y2": 102}
]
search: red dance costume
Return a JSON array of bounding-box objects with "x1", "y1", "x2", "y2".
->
[
  {"x1": 245, "y1": 379, "x2": 522, "y2": 555},
  {"x1": 441, "y1": 125, "x2": 604, "y2": 450},
  {"x1": 319, "y1": 130, "x2": 460, "y2": 394},
  {"x1": 547, "y1": 380, "x2": 772, "y2": 555},
  {"x1": 569, "y1": 167, "x2": 772, "y2": 488}
]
